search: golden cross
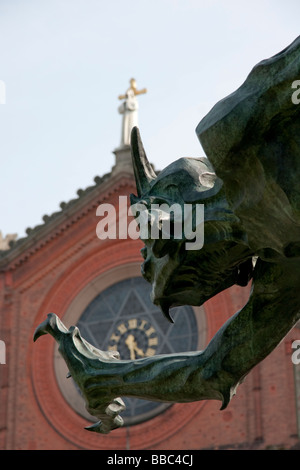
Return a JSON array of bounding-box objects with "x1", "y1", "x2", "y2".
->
[{"x1": 118, "y1": 78, "x2": 147, "y2": 100}]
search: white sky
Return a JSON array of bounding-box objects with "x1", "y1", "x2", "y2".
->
[{"x1": 0, "y1": 0, "x2": 299, "y2": 238}]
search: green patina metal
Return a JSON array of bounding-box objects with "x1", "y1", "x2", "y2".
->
[{"x1": 34, "y1": 36, "x2": 300, "y2": 434}]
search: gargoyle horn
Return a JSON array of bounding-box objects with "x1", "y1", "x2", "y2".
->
[{"x1": 131, "y1": 126, "x2": 157, "y2": 197}]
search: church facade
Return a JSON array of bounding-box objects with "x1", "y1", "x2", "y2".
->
[{"x1": 0, "y1": 86, "x2": 300, "y2": 450}]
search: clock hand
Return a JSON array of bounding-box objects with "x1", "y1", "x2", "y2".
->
[
  {"x1": 125, "y1": 334, "x2": 145, "y2": 360},
  {"x1": 125, "y1": 334, "x2": 136, "y2": 360},
  {"x1": 132, "y1": 339, "x2": 144, "y2": 359}
]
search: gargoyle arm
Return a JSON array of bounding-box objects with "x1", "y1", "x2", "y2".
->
[
  {"x1": 34, "y1": 257, "x2": 300, "y2": 432},
  {"x1": 92, "y1": 258, "x2": 299, "y2": 409}
]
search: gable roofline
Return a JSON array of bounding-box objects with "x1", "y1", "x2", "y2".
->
[{"x1": 0, "y1": 167, "x2": 137, "y2": 269}]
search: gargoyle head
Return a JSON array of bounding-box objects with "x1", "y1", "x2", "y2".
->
[{"x1": 130, "y1": 127, "x2": 254, "y2": 322}]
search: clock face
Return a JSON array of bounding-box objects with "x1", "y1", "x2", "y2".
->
[
  {"x1": 107, "y1": 317, "x2": 159, "y2": 359},
  {"x1": 76, "y1": 276, "x2": 200, "y2": 425}
]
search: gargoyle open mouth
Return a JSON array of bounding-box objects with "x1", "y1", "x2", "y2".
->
[
  {"x1": 142, "y1": 239, "x2": 255, "y2": 322},
  {"x1": 129, "y1": 127, "x2": 254, "y2": 322}
]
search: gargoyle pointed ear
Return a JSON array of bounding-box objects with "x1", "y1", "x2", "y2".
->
[{"x1": 131, "y1": 126, "x2": 157, "y2": 197}]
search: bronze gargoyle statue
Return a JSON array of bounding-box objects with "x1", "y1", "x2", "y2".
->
[{"x1": 34, "y1": 36, "x2": 300, "y2": 433}]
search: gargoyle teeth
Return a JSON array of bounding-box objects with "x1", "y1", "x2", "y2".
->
[{"x1": 159, "y1": 301, "x2": 174, "y2": 324}]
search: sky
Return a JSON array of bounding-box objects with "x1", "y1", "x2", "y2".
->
[{"x1": 0, "y1": 0, "x2": 299, "y2": 238}]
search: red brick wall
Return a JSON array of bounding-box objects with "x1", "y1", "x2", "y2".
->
[{"x1": 0, "y1": 175, "x2": 299, "y2": 450}]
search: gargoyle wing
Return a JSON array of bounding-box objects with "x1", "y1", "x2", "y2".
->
[{"x1": 196, "y1": 35, "x2": 300, "y2": 257}]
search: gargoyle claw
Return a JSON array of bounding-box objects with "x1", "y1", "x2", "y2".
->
[
  {"x1": 33, "y1": 313, "x2": 126, "y2": 434},
  {"x1": 85, "y1": 398, "x2": 126, "y2": 434}
]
